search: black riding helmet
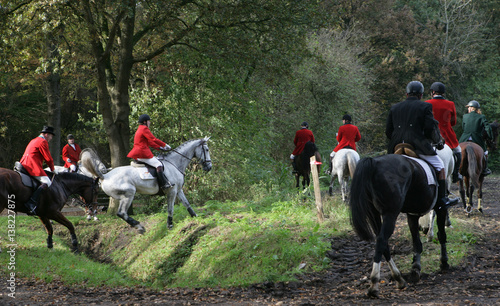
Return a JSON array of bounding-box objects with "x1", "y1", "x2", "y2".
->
[
  {"x1": 138, "y1": 114, "x2": 151, "y2": 124},
  {"x1": 466, "y1": 100, "x2": 480, "y2": 109},
  {"x1": 406, "y1": 81, "x2": 424, "y2": 96},
  {"x1": 430, "y1": 82, "x2": 445, "y2": 94}
]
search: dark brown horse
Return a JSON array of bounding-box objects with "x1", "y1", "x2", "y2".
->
[
  {"x1": 486, "y1": 120, "x2": 499, "y2": 152},
  {"x1": 0, "y1": 169, "x2": 99, "y2": 252},
  {"x1": 295, "y1": 141, "x2": 321, "y2": 189},
  {"x1": 458, "y1": 142, "x2": 485, "y2": 214}
]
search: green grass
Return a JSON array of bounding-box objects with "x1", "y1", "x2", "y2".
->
[{"x1": 0, "y1": 183, "x2": 479, "y2": 290}]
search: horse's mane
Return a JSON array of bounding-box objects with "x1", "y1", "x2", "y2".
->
[
  {"x1": 80, "y1": 148, "x2": 106, "y2": 179},
  {"x1": 159, "y1": 137, "x2": 210, "y2": 158},
  {"x1": 54, "y1": 171, "x2": 93, "y2": 183}
]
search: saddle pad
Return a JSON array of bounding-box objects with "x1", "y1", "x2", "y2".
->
[{"x1": 402, "y1": 155, "x2": 435, "y2": 185}]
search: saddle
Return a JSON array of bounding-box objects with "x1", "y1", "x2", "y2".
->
[
  {"x1": 394, "y1": 143, "x2": 418, "y2": 158},
  {"x1": 394, "y1": 144, "x2": 436, "y2": 186},
  {"x1": 13, "y1": 162, "x2": 40, "y2": 190},
  {"x1": 130, "y1": 160, "x2": 157, "y2": 180}
]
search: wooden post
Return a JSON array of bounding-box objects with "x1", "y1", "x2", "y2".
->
[{"x1": 310, "y1": 155, "x2": 324, "y2": 222}]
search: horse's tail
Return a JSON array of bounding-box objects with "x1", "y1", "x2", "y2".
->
[
  {"x1": 465, "y1": 145, "x2": 480, "y2": 188},
  {"x1": 349, "y1": 157, "x2": 380, "y2": 241},
  {"x1": 347, "y1": 152, "x2": 360, "y2": 179},
  {"x1": 80, "y1": 148, "x2": 105, "y2": 179}
]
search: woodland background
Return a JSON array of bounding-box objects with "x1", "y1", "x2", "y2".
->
[{"x1": 1, "y1": 0, "x2": 499, "y2": 210}]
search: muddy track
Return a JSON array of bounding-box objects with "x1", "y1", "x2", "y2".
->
[{"x1": 6, "y1": 177, "x2": 500, "y2": 305}]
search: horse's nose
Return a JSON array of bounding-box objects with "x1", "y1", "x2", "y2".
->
[{"x1": 205, "y1": 163, "x2": 212, "y2": 171}]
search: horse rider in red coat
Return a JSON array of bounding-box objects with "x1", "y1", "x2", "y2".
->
[
  {"x1": 290, "y1": 121, "x2": 315, "y2": 173},
  {"x1": 327, "y1": 114, "x2": 361, "y2": 174},
  {"x1": 62, "y1": 134, "x2": 82, "y2": 172},
  {"x1": 425, "y1": 82, "x2": 462, "y2": 182},
  {"x1": 386, "y1": 81, "x2": 458, "y2": 209},
  {"x1": 127, "y1": 114, "x2": 174, "y2": 190},
  {"x1": 20, "y1": 125, "x2": 56, "y2": 215}
]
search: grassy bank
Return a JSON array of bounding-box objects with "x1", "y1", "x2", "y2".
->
[{"x1": 0, "y1": 187, "x2": 478, "y2": 290}]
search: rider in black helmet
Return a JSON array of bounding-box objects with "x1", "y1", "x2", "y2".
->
[
  {"x1": 386, "y1": 81, "x2": 458, "y2": 209},
  {"x1": 426, "y1": 81, "x2": 462, "y2": 182},
  {"x1": 459, "y1": 100, "x2": 493, "y2": 175}
]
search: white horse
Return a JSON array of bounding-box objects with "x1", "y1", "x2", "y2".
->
[
  {"x1": 419, "y1": 144, "x2": 454, "y2": 242},
  {"x1": 81, "y1": 137, "x2": 212, "y2": 233},
  {"x1": 328, "y1": 149, "x2": 360, "y2": 202}
]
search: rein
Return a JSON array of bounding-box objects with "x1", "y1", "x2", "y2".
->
[{"x1": 160, "y1": 142, "x2": 211, "y2": 176}]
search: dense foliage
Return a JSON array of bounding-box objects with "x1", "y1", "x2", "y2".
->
[{"x1": 1, "y1": 0, "x2": 499, "y2": 203}]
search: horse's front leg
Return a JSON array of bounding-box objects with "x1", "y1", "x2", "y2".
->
[
  {"x1": 116, "y1": 196, "x2": 145, "y2": 234},
  {"x1": 407, "y1": 214, "x2": 423, "y2": 283},
  {"x1": 39, "y1": 216, "x2": 54, "y2": 249},
  {"x1": 177, "y1": 189, "x2": 197, "y2": 218},
  {"x1": 166, "y1": 191, "x2": 177, "y2": 230},
  {"x1": 434, "y1": 207, "x2": 449, "y2": 270}
]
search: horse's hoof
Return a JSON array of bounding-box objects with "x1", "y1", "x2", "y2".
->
[
  {"x1": 135, "y1": 224, "x2": 146, "y2": 234},
  {"x1": 409, "y1": 270, "x2": 420, "y2": 283},
  {"x1": 86, "y1": 215, "x2": 92, "y2": 221},
  {"x1": 478, "y1": 208, "x2": 483, "y2": 213},
  {"x1": 367, "y1": 289, "x2": 379, "y2": 298},
  {"x1": 440, "y1": 262, "x2": 450, "y2": 271}
]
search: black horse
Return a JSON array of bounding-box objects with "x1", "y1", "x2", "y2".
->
[
  {"x1": 349, "y1": 154, "x2": 450, "y2": 298},
  {"x1": 294, "y1": 141, "x2": 321, "y2": 189},
  {"x1": 0, "y1": 168, "x2": 99, "y2": 252}
]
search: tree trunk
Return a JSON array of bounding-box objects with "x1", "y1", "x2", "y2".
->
[{"x1": 45, "y1": 31, "x2": 62, "y2": 165}]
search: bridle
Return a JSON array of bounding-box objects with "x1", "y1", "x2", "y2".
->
[{"x1": 160, "y1": 142, "x2": 211, "y2": 176}]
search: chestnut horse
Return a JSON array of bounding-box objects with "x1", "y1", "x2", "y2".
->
[
  {"x1": 459, "y1": 142, "x2": 486, "y2": 214},
  {"x1": 0, "y1": 169, "x2": 99, "y2": 252}
]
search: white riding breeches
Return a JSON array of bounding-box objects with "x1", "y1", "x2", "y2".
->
[
  {"x1": 418, "y1": 154, "x2": 444, "y2": 172},
  {"x1": 137, "y1": 157, "x2": 162, "y2": 168},
  {"x1": 451, "y1": 146, "x2": 461, "y2": 154},
  {"x1": 34, "y1": 176, "x2": 52, "y2": 187},
  {"x1": 69, "y1": 164, "x2": 77, "y2": 172}
]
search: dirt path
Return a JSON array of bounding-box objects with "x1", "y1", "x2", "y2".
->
[{"x1": 5, "y1": 177, "x2": 500, "y2": 305}]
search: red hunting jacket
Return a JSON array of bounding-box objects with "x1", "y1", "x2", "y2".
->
[
  {"x1": 62, "y1": 143, "x2": 82, "y2": 168},
  {"x1": 426, "y1": 97, "x2": 459, "y2": 149},
  {"x1": 127, "y1": 125, "x2": 166, "y2": 159},
  {"x1": 334, "y1": 123, "x2": 361, "y2": 152},
  {"x1": 292, "y1": 128, "x2": 315, "y2": 156},
  {"x1": 20, "y1": 136, "x2": 55, "y2": 176}
]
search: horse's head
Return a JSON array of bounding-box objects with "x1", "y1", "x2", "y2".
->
[
  {"x1": 196, "y1": 137, "x2": 212, "y2": 172},
  {"x1": 56, "y1": 172, "x2": 100, "y2": 216}
]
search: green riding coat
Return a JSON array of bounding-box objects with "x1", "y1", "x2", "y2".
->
[{"x1": 459, "y1": 111, "x2": 493, "y2": 151}]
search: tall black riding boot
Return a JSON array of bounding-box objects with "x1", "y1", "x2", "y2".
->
[
  {"x1": 25, "y1": 183, "x2": 48, "y2": 215},
  {"x1": 292, "y1": 160, "x2": 298, "y2": 174},
  {"x1": 437, "y1": 179, "x2": 458, "y2": 210},
  {"x1": 157, "y1": 166, "x2": 174, "y2": 189},
  {"x1": 452, "y1": 152, "x2": 462, "y2": 182},
  {"x1": 482, "y1": 155, "x2": 492, "y2": 176}
]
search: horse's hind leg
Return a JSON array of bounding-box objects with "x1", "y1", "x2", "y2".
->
[
  {"x1": 368, "y1": 213, "x2": 404, "y2": 297},
  {"x1": 407, "y1": 215, "x2": 423, "y2": 283},
  {"x1": 116, "y1": 196, "x2": 145, "y2": 234},
  {"x1": 477, "y1": 181, "x2": 483, "y2": 213},
  {"x1": 434, "y1": 208, "x2": 450, "y2": 270}
]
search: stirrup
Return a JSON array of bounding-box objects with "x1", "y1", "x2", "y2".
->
[
  {"x1": 441, "y1": 197, "x2": 459, "y2": 209},
  {"x1": 162, "y1": 181, "x2": 175, "y2": 189},
  {"x1": 25, "y1": 202, "x2": 38, "y2": 216}
]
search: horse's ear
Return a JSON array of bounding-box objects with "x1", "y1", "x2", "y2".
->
[{"x1": 204, "y1": 136, "x2": 211, "y2": 142}]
